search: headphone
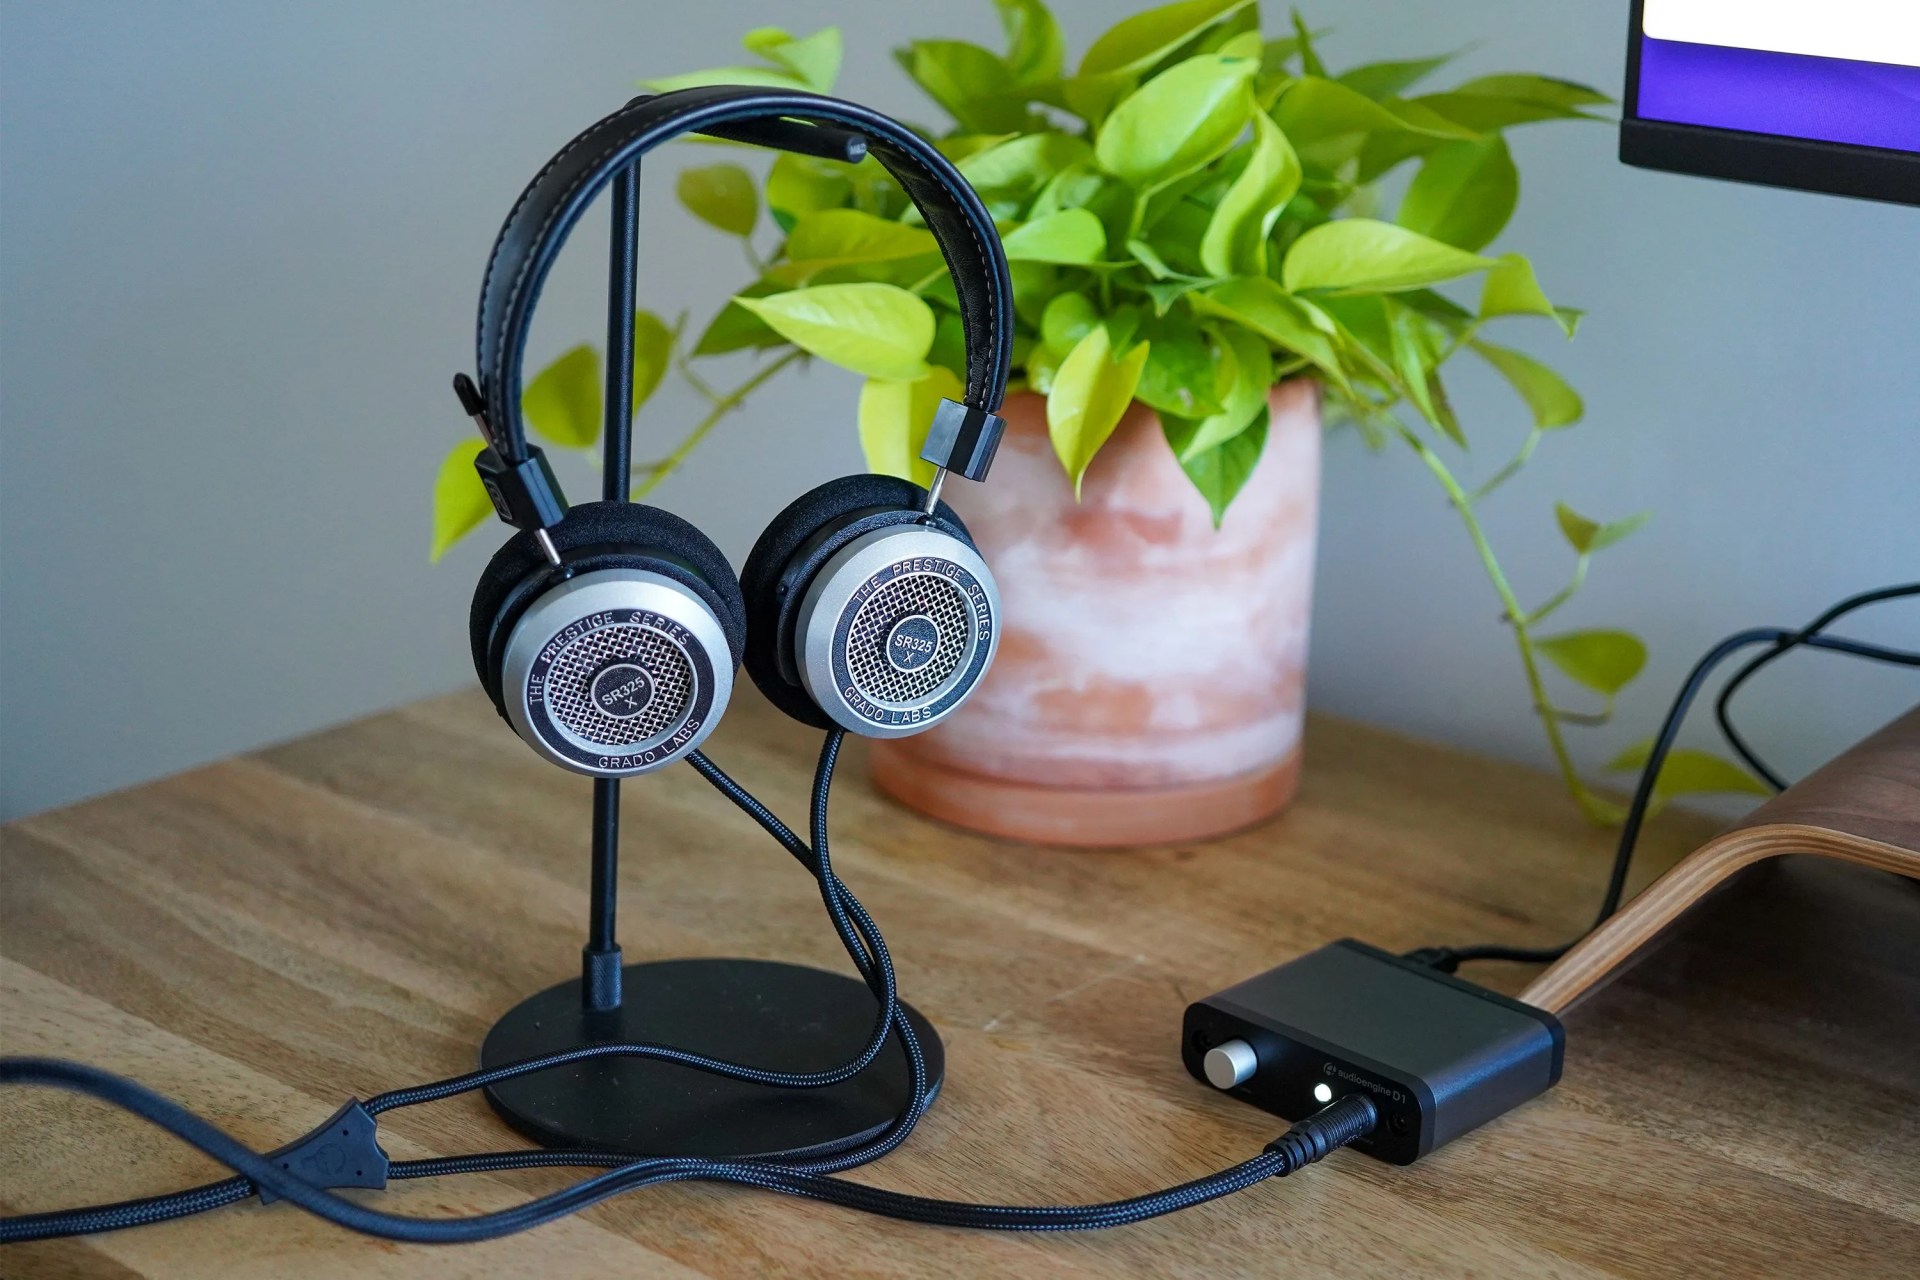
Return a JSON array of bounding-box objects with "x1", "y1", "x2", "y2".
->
[{"x1": 455, "y1": 86, "x2": 1013, "y2": 777}]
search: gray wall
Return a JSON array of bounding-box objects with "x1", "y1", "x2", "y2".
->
[{"x1": 2, "y1": 1, "x2": 1914, "y2": 820}]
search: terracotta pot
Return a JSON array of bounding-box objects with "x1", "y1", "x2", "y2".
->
[{"x1": 871, "y1": 379, "x2": 1322, "y2": 847}]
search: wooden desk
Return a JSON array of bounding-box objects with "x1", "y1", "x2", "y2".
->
[{"x1": 3, "y1": 691, "x2": 1916, "y2": 1277}]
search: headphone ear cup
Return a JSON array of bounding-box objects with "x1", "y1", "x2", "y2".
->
[
  {"x1": 741, "y1": 474, "x2": 996, "y2": 737},
  {"x1": 741, "y1": 475, "x2": 962, "y2": 728},
  {"x1": 472, "y1": 501, "x2": 744, "y2": 710},
  {"x1": 471, "y1": 501, "x2": 745, "y2": 775}
]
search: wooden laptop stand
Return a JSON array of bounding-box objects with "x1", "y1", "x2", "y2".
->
[{"x1": 1523, "y1": 704, "x2": 1920, "y2": 1014}]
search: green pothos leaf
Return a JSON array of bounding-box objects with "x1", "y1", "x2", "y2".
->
[
  {"x1": 630, "y1": 310, "x2": 673, "y2": 414},
  {"x1": 1604, "y1": 742, "x2": 1772, "y2": 808},
  {"x1": 1040, "y1": 291, "x2": 1101, "y2": 352},
  {"x1": 1048, "y1": 325, "x2": 1150, "y2": 495},
  {"x1": 1191, "y1": 277, "x2": 1347, "y2": 392},
  {"x1": 1133, "y1": 312, "x2": 1222, "y2": 418},
  {"x1": 430, "y1": 438, "x2": 491, "y2": 562},
  {"x1": 1555, "y1": 502, "x2": 1648, "y2": 555},
  {"x1": 1471, "y1": 339, "x2": 1583, "y2": 428},
  {"x1": 896, "y1": 39, "x2": 1029, "y2": 134},
  {"x1": 694, "y1": 280, "x2": 787, "y2": 356},
  {"x1": 736, "y1": 284, "x2": 934, "y2": 381},
  {"x1": 1079, "y1": 0, "x2": 1256, "y2": 77},
  {"x1": 1385, "y1": 299, "x2": 1463, "y2": 446},
  {"x1": 765, "y1": 153, "x2": 854, "y2": 228},
  {"x1": 521, "y1": 345, "x2": 601, "y2": 449},
  {"x1": 676, "y1": 163, "x2": 758, "y2": 237},
  {"x1": 1167, "y1": 402, "x2": 1268, "y2": 527},
  {"x1": 1480, "y1": 254, "x2": 1575, "y2": 336},
  {"x1": 1095, "y1": 52, "x2": 1256, "y2": 189},
  {"x1": 1397, "y1": 135, "x2": 1518, "y2": 253},
  {"x1": 1290, "y1": 8, "x2": 1327, "y2": 78},
  {"x1": 1000, "y1": 209, "x2": 1107, "y2": 263},
  {"x1": 994, "y1": 0, "x2": 1065, "y2": 84},
  {"x1": 1283, "y1": 218, "x2": 1494, "y2": 293},
  {"x1": 1175, "y1": 325, "x2": 1270, "y2": 459},
  {"x1": 1537, "y1": 629, "x2": 1647, "y2": 697},
  {"x1": 1336, "y1": 50, "x2": 1460, "y2": 101},
  {"x1": 769, "y1": 209, "x2": 937, "y2": 283},
  {"x1": 1199, "y1": 111, "x2": 1301, "y2": 277},
  {"x1": 741, "y1": 26, "x2": 841, "y2": 91}
]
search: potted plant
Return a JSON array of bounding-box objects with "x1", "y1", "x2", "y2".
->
[{"x1": 434, "y1": 1, "x2": 1767, "y2": 845}]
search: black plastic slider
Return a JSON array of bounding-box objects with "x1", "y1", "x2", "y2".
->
[
  {"x1": 257, "y1": 1100, "x2": 389, "y2": 1204},
  {"x1": 474, "y1": 445, "x2": 567, "y2": 533},
  {"x1": 920, "y1": 399, "x2": 1006, "y2": 482},
  {"x1": 452, "y1": 371, "x2": 489, "y2": 422}
]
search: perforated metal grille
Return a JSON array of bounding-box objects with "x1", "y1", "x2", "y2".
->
[
  {"x1": 845, "y1": 571, "x2": 973, "y2": 705},
  {"x1": 543, "y1": 624, "x2": 693, "y2": 747}
]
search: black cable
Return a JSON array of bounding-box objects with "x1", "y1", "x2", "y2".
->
[
  {"x1": 0, "y1": 1174, "x2": 256, "y2": 1239},
  {"x1": 370, "y1": 738, "x2": 905, "y2": 1120},
  {"x1": 1713, "y1": 584, "x2": 1920, "y2": 789},
  {"x1": 1407, "y1": 583, "x2": 1920, "y2": 974},
  {"x1": 3, "y1": 732, "x2": 924, "y2": 1240},
  {"x1": 1403, "y1": 626, "x2": 1790, "y2": 971},
  {"x1": 0, "y1": 726, "x2": 1347, "y2": 1239},
  {"x1": 52, "y1": 592, "x2": 1904, "y2": 1235},
  {"x1": 385, "y1": 1092, "x2": 1381, "y2": 1231},
  {"x1": 686, "y1": 736, "x2": 940, "y2": 1172},
  {"x1": 4, "y1": 726, "x2": 1379, "y2": 1244},
  {"x1": 681, "y1": 731, "x2": 940, "y2": 1180},
  {"x1": 0, "y1": 1056, "x2": 1375, "y2": 1243},
  {"x1": 6, "y1": 587, "x2": 1914, "y2": 1241},
  {"x1": 406, "y1": 1096, "x2": 1377, "y2": 1231}
]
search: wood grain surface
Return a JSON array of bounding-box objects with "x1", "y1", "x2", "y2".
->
[{"x1": 2, "y1": 690, "x2": 1916, "y2": 1278}]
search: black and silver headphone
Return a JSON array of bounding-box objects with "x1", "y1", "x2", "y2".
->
[{"x1": 455, "y1": 86, "x2": 1013, "y2": 777}]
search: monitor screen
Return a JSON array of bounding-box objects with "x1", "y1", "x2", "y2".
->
[{"x1": 1622, "y1": 1, "x2": 1920, "y2": 205}]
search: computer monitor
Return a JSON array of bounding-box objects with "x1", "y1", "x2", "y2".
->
[{"x1": 1622, "y1": 1, "x2": 1920, "y2": 205}]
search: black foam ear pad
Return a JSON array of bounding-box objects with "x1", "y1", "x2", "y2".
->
[
  {"x1": 470, "y1": 500, "x2": 746, "y2": 713},
  {"x1": 739, "y1": 474, "x2": 975, "y2": 729}
]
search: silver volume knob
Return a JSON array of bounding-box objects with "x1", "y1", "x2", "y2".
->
[{"x1": 1203, "y1": 1039, "x2": 1258, "y2": 1089}]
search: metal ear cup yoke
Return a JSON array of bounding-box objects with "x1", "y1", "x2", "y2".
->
[
  {"x1": 797, "y1": 525, "x2": 999, "y2": 737},
  {"x1": 502, "y1": 568, "x2": 732, "y2": 776}
]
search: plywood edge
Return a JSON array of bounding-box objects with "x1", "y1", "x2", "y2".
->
[
  {"x1": 1517, "y1": 705, "x2": 1920, "y2": 1015},
  {"x1": 1521, "y1": 822, "x2": 1919, "y2": 1014}
]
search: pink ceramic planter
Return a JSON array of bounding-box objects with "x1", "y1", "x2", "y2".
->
[{"x1": 870, "y1": 379, "x2": 1322, "y2": 847}]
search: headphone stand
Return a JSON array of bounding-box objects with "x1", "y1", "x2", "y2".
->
[{"x1": 478, "y1": 156, "x2": 943, "y2": 1158}]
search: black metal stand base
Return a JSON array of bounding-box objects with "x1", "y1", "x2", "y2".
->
[{"x1": 480, "y1": 957, "x2": 943, "y2": 1159}]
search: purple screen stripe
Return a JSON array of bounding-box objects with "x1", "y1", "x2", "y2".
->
[{"x1": 1638, "y1": 37, "x2": 1920, "y2": 153}]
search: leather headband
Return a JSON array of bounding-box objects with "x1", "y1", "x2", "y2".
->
[{"x1": 476, "y1": 85, "x2": 1014, "y2": 464}]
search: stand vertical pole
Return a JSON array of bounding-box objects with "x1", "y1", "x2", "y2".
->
[
  {"x1": 601, "y1": 163, "x2": 638, "y2": 500},
  {"x1": 581, "y1": 159, "x2": 642, "y2": 1014},
  {"x1": 582, "y1": 779, "x2": 621, "y2": 1010},
  {"x1": 479, "y1": 131, "x2": 947, "y2": 1156}
]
